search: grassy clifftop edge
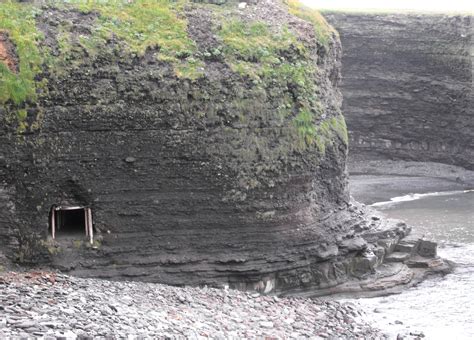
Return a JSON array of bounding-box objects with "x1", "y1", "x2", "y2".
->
[{"x1": 0, "y1": 0, "x2": 346, "y2": 151}]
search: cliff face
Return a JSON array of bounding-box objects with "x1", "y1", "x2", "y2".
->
[
  {"x1": 0, "y1": 1, "x2": 417, "y2": 294},
  {"x1": 324, "y1": 13, "x2": 473, "y2": 169}
]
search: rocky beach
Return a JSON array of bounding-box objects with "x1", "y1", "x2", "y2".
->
[{"x1": 0, "y1": 271, "x2": 383, "y2": 339}]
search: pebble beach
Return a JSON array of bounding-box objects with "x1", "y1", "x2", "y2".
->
[{"x1": 0, "y1": 271, "x2": 383, "y2": 339}]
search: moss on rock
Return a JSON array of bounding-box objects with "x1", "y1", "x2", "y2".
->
[
  {"x1": 0, "y1": 2, "x2": 43, "y2": 106},
  {"x1": 2, "y1": 0, "x2": 339, "y2": 147},
  {"x1": 287, "y1": 0, "x2": 336, "y2": 47}
]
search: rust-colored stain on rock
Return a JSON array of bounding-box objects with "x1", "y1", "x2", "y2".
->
[{"x1": 0, "y1": 31, "x2": 18, "y2": 73}]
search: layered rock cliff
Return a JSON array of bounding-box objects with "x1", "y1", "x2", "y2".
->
[
  {"x1": 0, "y1": 1, "x2": 446, "y2": 294},
  {"x1": 324, "y1": 13, "x2": 473, "y2": 169}
]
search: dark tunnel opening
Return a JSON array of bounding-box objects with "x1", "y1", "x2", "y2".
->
[{"x1": 49, "y1": 206, "x2": 93, "y2": 241}]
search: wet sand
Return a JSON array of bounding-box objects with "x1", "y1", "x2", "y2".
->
[{"x1": 348, "y1": 160, "x2": 474, "y2": 205}]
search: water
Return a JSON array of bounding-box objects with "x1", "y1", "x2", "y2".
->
[
  {"x1": 373, "y1": 190, "x2": 474, "y2": 244},
  {"x1": 347, "y1": 190, "x2": 474, "y2": 339}
]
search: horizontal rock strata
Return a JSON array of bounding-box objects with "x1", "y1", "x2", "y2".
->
[
  {"x1": 0, "y1": 0, "x2": 351, "y2": 294},
  {"x1": 0, "y1": 1, "x2": 451, "y2": 296},
  {"x1": 324, "y1": 13, "x2": 473, "y2": 169}
]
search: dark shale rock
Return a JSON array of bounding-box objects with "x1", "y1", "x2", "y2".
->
[
  {"x1": 0, "y1": 1, "x2": 356, "y2": 294},
  {"x1": 417, "y1": 240, "x2": 437, "y2": 258},
  {"x1": 0, "y1": 1, "x2": 451, "y2": 296},
  {"x1": 384, "y1": 252, "x2": 411, "y2": 263},
  {"x1": 0, "y1": 271, "x2": 384, "y2": 338},
  {"x1": 339, "y1": 236, "x2": 367, "y2": 252},
  {"x1": 324, "y1": 13, "x2": 473, "y2": 169}
]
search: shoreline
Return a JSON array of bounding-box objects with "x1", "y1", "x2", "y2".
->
[
  {"x1": 348, "y1": 159, "x2": 474, "y2": 205},
  {"x1": 346, "y1": 159, "x2": 474, "y2": 339}
]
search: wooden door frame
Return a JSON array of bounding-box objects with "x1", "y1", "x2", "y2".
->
[{"x1": 50, "y1": 206, "x2": 93, "y2": 244}]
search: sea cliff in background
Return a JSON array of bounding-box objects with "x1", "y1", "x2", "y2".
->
[{"x1": 325, "y1": 12, "x2": 473, "y2": 169}]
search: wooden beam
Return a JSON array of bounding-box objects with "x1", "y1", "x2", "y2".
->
[
  {"x1": 51, "y1": 208, "x2": 56, "y2": 240},
  {"x1": 84, "y1": 208, "x2": 89, "y2": 237},
  {"x1": 87, "y1": 208, "x2": 93, "y2": 244}
]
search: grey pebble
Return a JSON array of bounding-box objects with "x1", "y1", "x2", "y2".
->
[{"x1": 0, "y1": 272, "x2": 386, "y2": 338}]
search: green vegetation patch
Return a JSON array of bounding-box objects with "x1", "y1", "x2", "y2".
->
[
  {"x1": 64, "y1": 0, "x2": 203, "y2": 78},
  {"x1": 1, "y1": 0, "x2": 204, "y2": 111},
  {"x1": 217, "y1": 18, "x2": 318, "y2": 144},
  {"x1": 0, "y1": 2, "x2": 43, "y2": 106},
  {"x1": 293, "y1": 107, "x2": 348, "y2": 153},
  {"x1": 219, "y1": 21, "x2": 289, "y2": 66},
  {"x1": 294, "y1": 109, "x2": 316, "y2": 147},
  {"x1": 313, "y1": 116, "x2": 349, "y2": 154},
  {"x1": 217, "y1": 19, "x2": 309, "y2": 82},
  {"x1": 287, "y1": 0, "x2": 335, "y2": 47},
  {"x1": 329, "y1": 114, "x2": 349, "y2": 146},
  {"x1": 216, "y1": 12, "x2": 341, "y2": 151}
]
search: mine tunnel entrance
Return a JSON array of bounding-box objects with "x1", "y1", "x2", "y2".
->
[{"x1": 49, "y1": 206, "x2": 93, "y2": 244}]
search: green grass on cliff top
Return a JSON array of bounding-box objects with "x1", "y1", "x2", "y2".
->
[
  {"x1": 0, "y1": 0, "x2": 201, "y2": 107},
  {"x1": 1, "y1": 0, "x2": 332, "y2": 100},
  {"x1": 217, "y1": 19, "x2": 309, "y2": 82},
  {"x1": 287, "y1": 0, "x2": 336, "y2": 46},
  {"x1": 65, "y1": 0, "x2": 196, "y2": 60},
  {"x1": 217, "y1": 19, "x2": 322, "y2": 149},
  {"x1": 60, "y1": 0, "x2": 203, "y2": 78},
  {"x1": 0, "y1": 2, "x2": 43, "y2": 105},
  {"x1": 216, "y1": 2, "x2": 342, "y2": 150},
  {"x1": 1, "y1": 0, "x2": 344, "y2": 150}
]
